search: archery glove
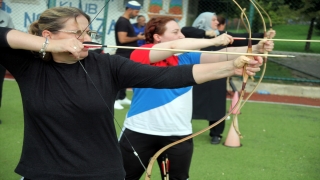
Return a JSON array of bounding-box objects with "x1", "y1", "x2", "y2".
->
[
  {"x1": 233, "y1": 56, "x2": 251, "y2": 68},
  {"x1": 256, "y1": 39, "x2": 274, "y2": 53},
  {"x1": 266, "y1": 30, "x2": 276, "y2": 39},
  {"x1": 205, "y1": 30, "x2": 217, "y2": 37},
  {"x1": 211, "y1": 33, "x2": 233, "y2": 46}
]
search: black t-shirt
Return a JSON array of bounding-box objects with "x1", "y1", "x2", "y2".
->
[
  {"x1": 0, "y1": 27, "x2": 196, "y2": 180},
  {"x1": 114, "y1": 16, "x2": 137, "y2": 58}
]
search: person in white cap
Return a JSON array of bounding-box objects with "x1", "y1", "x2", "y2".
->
[{"x1": 114, "y1": 0, "x2": 146, "y2": 110}]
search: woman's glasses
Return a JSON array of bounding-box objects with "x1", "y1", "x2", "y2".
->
[{"x1": 58, "y1": 30, "x2": 96, "y2": 39}]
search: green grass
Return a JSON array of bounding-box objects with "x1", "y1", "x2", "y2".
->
[
  {"x1": 271, "y1": 24, "x2": 320, "y2": 53},
  {"x1": 229, "y1": 24, "x2": 320, "y2": 53},
  {"x1": 1, "y1": 81, "x2": 320, "y2": 180}
]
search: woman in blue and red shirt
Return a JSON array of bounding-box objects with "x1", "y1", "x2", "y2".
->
[{"x1": 119, "y1": 16, "x2": 273, "y2": 180}]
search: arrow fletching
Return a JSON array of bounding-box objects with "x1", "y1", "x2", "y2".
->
[{"x1": 83, "y1": 41, "x2": 107, "y2": 48}]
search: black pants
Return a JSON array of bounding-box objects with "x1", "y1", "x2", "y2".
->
[
  {"x1": 209, "y1": 119, "x2": 225, "y2": 138},
  {"x1": 119, "y1": 128, "x2": 193, "y2": 180},
  {"x1": 0, "y1": 65, "x2": 6, "y2": 107}
]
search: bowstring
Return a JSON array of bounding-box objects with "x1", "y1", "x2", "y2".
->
[{"x1": 75, "y1": 0, "x2": 147, "y2": 172}]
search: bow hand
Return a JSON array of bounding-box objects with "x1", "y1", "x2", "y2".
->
[
  {"x1": 253, "y1": 40, "x2": 274, "y2": 54},
  {"x1": 205, "y1": 30, "x2": 217, "y2": 37},
  {"x1": 233, "y1": 56, "x2": 263, "y2": 76},
  {"x1": 266, "y1": 29, "x2": 276, "y2": 39},
  {"x1": 211, "y1": 33, "x2": 234, "y2": 46}
]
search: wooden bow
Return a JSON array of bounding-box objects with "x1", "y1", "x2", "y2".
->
[
  {"x1": 230, "y1": 0, "x2": 255, "y2": 138},
  {"x1": 238, "y1": 0, "x2": 273, "y2": 111}
]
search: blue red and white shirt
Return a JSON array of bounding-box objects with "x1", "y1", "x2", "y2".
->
[{"x1": 123, "y1": 44, "x2": 201, "y2": 136}]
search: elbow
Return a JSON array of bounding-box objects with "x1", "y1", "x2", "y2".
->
[
  {"x1": 170, "y1": 42, "x2": 179, "y2": 50},
  {"x1": 170, "y1": 44, "x2": 176, "y2": 50}
]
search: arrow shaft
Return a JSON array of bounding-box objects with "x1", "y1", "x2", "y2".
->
[
  {"x1": 233, "y1": 37, "x2": 320, "y2": 42},
  {"x1": 83, "y1": 43, "x2": 295, "y2": 58}
]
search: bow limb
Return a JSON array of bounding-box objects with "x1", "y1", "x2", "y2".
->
[
  {"x1": 231, "y1": 0, "x2": 253, "y2": 137},
  {"x1": 238, "y1": 7, "x2": 254, "y2": 82},
  {"x1": 254, "y1": 0, "x2": 273, "y2": 31},
  {"x1": 144, "y1": 93, "x2": 244, "y2": 180},
  {"x1": 238, "y1": 0, "x2": 272, "y2": 111}
]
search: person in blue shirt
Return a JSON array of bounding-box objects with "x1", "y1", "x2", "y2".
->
[{"x1": 132, "y1": 15, "x2": 146, "y2": 46}]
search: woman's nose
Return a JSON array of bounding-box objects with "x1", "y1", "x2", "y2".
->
[
  {"x1": 83, "y1": 34, "x2": 92, "y2": 42},
  {"x1": 179, "y1": 32, "x2": 185, "y2": 39}
]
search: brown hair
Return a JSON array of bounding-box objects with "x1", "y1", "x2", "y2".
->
[
  {"x1": 145, "y1": 16, "x2": 175, "y2": 44},
  {"x1": 217, "y1": 16, "x2": 226, "y2": 26},
  {"x1": 28, "y1": 7, "x2": 90, "y2": 60}
]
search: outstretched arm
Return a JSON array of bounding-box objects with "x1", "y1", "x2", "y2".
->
[
  {"x1": 193, "y1": 56, "x2": 263, "y2": 84},
  {"x1": 199, "y1": 39, "x2": 274, "y2": 64},
  {"x1": 149, "y1": 33, "x2": 233, "y2": 63}
]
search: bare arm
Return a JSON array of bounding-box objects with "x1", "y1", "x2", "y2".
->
[
  {"x1": 193, "y1": 56, "x2": 263, "y2": 84},
  {"x1": 200, "y1": 40, "x2": 274, "y2": 64},
  {"x1": 6, "y1": 29, "x2": 83, "y2": 58},
  {"x1": 193, "y1": 61, "x2": 234, "y2": 83},
  {"x1": 7, "y1": 29, "x2": 49, "y2": 51},
  {"x1": 149, "y1": 33, "x2": 233, "y2": 63},
  {"x1": 118, "y1": 32, "x2": 145, "y2": 44},
  {"x1": 199, "y1": 46, "x2": 252, "y2": 63}
]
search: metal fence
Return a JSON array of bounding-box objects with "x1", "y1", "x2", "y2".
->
[
  {"x1": 2, "y1": 0, "x2": 319, "y2": 83},
  {"x1": 4, "y1": 0, "x2": 318, "y2": 43}
]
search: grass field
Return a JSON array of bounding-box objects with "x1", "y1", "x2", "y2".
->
[
  {"x1": 271, "y1": 24, "x2": 320, "y2": 53},
  {"x1": 229, "y1": 24, "x2": 320, "y2": 53},
  {"x1": 0, "y1": 81, "x2": 319, "y2": 180}
]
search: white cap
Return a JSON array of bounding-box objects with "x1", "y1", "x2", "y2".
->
[{"x1": 126, "y1": 0, "x2": 141, "y2": 10}]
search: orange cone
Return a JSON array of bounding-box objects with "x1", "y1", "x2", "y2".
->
[
  {"x1": 229, "y1": 91, "x2": 240, "y2": 115},
  {"x1": 224, "y1": 91, "x2": 242, "y2": 147},
  {"x1": 223, "y1": 115, "x2": 242, "y2": 147}
]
